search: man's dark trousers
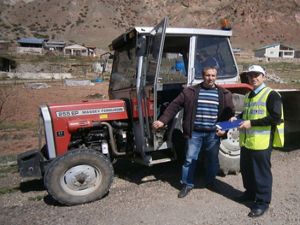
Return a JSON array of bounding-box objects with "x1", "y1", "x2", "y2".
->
[{"x1": 240, "y1": 147, "x2": 272, "y2": 209}]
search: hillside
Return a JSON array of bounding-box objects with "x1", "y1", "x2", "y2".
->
[{"x1": 0, "y1": 0, "x2": 300, "y2": 50}]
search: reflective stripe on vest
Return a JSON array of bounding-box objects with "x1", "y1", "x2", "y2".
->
[{"x1": 239, "y1": 87, "x2": 284, "y2": 150}]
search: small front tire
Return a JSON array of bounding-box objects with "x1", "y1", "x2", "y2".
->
[{"x1": 44, "y1": 149, "x2": 113, "y2": 206}]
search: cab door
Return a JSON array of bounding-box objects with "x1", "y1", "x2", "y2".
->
[{"x1": 135, "y1": 17, "x2": 168, "y2": 160}]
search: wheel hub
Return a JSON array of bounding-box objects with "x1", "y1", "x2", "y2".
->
[
  {"x1": 61, "y1": 165, "x2": 102, "y2": 195},
  {"x1": 229, "y1": 128, "x2": 239, "y2": 140},
  {"x1": 220, "y1": 128, "x2": 240, "y2": 156}
]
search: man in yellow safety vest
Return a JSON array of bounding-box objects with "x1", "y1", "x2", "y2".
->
[{"x1": 232, "y1": 65, "x2": 284, "y2": 218}]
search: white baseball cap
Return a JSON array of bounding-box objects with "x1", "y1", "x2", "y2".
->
[{"x1": 246, "y1": 65, "x2": 265, "y2": 76}]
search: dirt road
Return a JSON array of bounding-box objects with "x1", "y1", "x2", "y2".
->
[{"x1": 0, "y1": 149, "x2": 299, "y2": 225}]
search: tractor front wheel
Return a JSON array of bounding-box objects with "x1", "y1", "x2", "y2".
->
[{"x1": 44, "y1": 149, "x2": 113, "y2": 205}]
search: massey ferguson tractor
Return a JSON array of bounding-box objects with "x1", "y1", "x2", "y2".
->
[{"x1": 17, "y1": 18, "x2": 300, "y2": 205}]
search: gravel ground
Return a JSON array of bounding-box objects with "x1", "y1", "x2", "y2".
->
[
  {"x1": 0, "y1": 81, "x2": 299, "y2": 225},
  {"x1": 0, "y1": 149, "x2": 299, "y2": 225}
]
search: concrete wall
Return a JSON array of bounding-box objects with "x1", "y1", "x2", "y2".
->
[
  {"x1": 0, "y1": 71, "x2": 72, "y2": 79},
  {"x1": 255, "y1": 45, "x2": 295, "y2": 58},
  {"x1": 17, "y1": 47, "x2": 43, "y2": 54},
  {"x1": 265, "y1": 45, "x2": 280, "y2": 58},
  {"x1": 254, "y1": 49, "x2": 266, "y2": 58},
  {"x1": 279, "y1": 50, "x2": 294, "y2": 58}
]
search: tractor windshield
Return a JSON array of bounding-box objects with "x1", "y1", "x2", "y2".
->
[
  {"x1": 194, "y1": 36, "x2": 237, "y2": 79},
  {"x1": 109, "y1": 45, "x2": 137, "y2": 91}
]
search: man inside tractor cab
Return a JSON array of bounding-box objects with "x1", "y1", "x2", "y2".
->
[
  {"x1": 153, "y1": 66, "x2": 235, "y2": 198},
  {"x1": 195, "y1": 50, "x2": 219, "y2": 79}
]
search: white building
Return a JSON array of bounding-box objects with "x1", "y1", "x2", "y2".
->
[
  {"x1": 64, "y1": 44, "x2": 88, "y2": 56},
  {"x1": 254, "y1": 43, "x2": 295, "y2": 58}
]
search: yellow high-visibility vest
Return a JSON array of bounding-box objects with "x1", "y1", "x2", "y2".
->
[{"x1": 239, "y1": 87, "x2": 284, "y2": 150}]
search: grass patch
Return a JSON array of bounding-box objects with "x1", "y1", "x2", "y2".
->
[
  {"x1": 0, "y1": 186, "x2": 19, "y2": 195},
  {"x1": 0, "y1": 156, "x2": 18, "y2": 180},
  {"x1": 0, "y1": 164, "x2": 18, "y2": 173},
  {"x1": 0, "y1": 163, "x2": 18, "y2": 179},
  {"x1": 237, "y1": 61, "x2": 300, "y2": 71},
  {"x1": 263, "y1": 62, "x2": 300, "y2": 71},
  {"x1": 0, "y1": 154, "x2": 17, "y2": 163},
  {"x1": 0, "y1": 121, "x2": 37, "y2": 130},
  {"x1": 28, "y1": 194, "x2": 46, "y2": 201},
  {"x1": 237, "y1": 60, "x2": 300, "y2": 83}
]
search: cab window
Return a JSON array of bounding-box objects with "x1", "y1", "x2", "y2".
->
[{"x1": 194, "y1": 36, "x2": 237, "y2": 79}]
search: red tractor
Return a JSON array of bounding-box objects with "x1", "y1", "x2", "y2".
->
[{"x1": 18, "y1": 18, "x2": 300, "y2": 205}]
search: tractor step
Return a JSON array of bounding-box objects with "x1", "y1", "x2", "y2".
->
[
  {"x1": 148, "y1": 157, "x2": 172, "y2": 165},
  {"x1": 133, "y1": 148, "x2": 175, "y2": 166}
]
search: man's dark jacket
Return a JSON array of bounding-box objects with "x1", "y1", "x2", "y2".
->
[{"x1": 159, "y1": 83, "x2": 235, "y2": 138}]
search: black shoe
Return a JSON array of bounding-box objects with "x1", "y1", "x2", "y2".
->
[
  {"x1": 178, "y1": 185, "x2": 193, "y2": 198},
  {"x1": 234, "y1": 192, "x2": 255, "y2": 203},
  {"x1": 248, "y1": 206, "x2": 269, "y2": 218}
]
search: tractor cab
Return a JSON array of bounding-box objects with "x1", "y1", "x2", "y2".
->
[{"x1": 108, "y1": 18, "x2": 247, "y2": 166}]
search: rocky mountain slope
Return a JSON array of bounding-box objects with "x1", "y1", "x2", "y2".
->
[{"x1": 1, "y1": 0, "x2": 300, "y2": 50}]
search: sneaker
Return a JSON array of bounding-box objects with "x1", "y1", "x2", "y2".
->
[{"x1": 178, "y1": 185, "x2": 193, "y2": 198}]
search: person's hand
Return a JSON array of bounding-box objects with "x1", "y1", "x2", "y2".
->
[
  {"x1": 229, "y1": 116, "x2": 237, "y2": 122},
  {"x1": 216, "y1": 129, "x2": 226, "y2": 137},
  {"x1": 239, "y1": 120, "x2": 251, "y2": 129},
  {"x1": 152, "y1": 120, "x2": 165, "y2": 129}
]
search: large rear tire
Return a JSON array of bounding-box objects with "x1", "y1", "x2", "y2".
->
[
  {"x1": 44, "y1": 149, "x2": 113, "y2": 206},
  {"x1": 219, "y1": 128, "x2": 240, "y2": 175},
  {"x1": 218, "y1": 93, "x2": 244, "y2": 175}
]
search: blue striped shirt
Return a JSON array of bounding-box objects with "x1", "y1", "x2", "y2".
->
[{"x1": 194, "y1": 88, "x2": 219, "y2": 131}]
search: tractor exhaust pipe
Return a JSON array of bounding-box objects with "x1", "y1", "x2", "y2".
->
[{"x1": 100, "y1": 122, "x2": 126, "y2": 156}]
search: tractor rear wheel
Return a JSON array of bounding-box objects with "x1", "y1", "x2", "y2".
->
[
  {"x1": 44, "y1": 149, "x2": 113, "y2": 205},
  {"x1": 218, "y1": 93, "x2": 244, "y2": 175},
  {"x1": 219, "y1": 128, "x2": 241, "y2": 175}
]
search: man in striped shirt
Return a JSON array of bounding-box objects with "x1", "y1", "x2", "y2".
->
[{"x1": 153, "y1": 66, "x2": 235, "y2": 198}]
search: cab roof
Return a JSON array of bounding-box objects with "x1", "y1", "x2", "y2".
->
[
  {"x1": 134, "y1": 27, "x2": 232, "y2": 36},
  {"x1": 110, "y1": 26, "x2": 232, "y2": 50}
]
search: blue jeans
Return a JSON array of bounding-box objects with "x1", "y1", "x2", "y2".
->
[{"x1": 181, "y1": 131, "x2": 220, "y2": 187}]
